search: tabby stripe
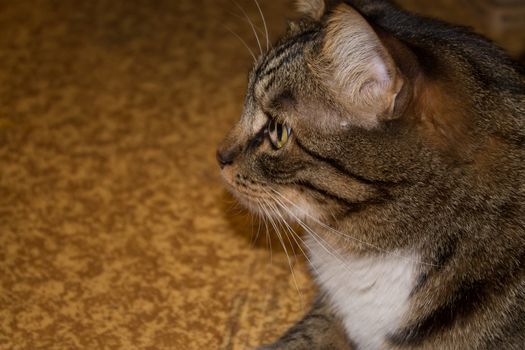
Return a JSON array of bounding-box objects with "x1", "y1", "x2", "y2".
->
[
  {"x1": 255, "y1": 30, "x2": 317, "y2": 80},
  {"x1": 252, "y1": 48, "x2": 297, "y2": 97},
  {"x1": 256, "y1": 38, "x2": 303, "y2": 77},
  {"x1": 389, "y1": 279, "x2": 489, "y2": 346},
  {"x1": 257, "y1": 48, "x2": 301, "y2": 92},
  {"x1": 247, "y1": 125, "x2": 267, "y2": 150},
  {"x1": 295, "y1": 136, "x2": 397, "y2": 186},
  {"x1": 391, "y1": 249, "x2": 525, "y2": 346},
  {"x1": 256, "y1": 32, "x2": 317, "y2": 94},
  {"x1": 255, "y1": 47, "x2": 289, "y2": 80},
  {"x1": 264, "y1": 166, "x2": 307, "y2": 183},
  {"x1": 261, "y1": 74, "x2": 277, "y2": 94},
  {"x1": 261, "y1": 49, "x2": 301, "y2": 79},
  {"x1": 297, "y1": 180, "x2": 360, "y2": 209},
  {"x1": 257, "y1": 49, "x2": 294, "y2": 80},
  {"x1": 259, "y1": 51, "x2": 303, "y2": 93}
]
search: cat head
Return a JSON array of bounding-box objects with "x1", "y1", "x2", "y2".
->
[{"x1": 216, "y1": 0, "x2": 523, "y2": 229}]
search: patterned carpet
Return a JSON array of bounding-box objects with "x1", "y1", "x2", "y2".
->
[{"x1": 0, "y1": 1, "x2": 522, "y2": 349}]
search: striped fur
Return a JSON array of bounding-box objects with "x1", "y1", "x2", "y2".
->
[{"x1": 217, "y1": 0, "x2": 525, "y2": 349}]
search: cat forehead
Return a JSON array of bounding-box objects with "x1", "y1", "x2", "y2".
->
[
  {"x1": 249, "y1": 28, "x2": 319, "y2": 97},
  {"x1": 250, "y1": 56, "x2": 297, "y2": 101},
  {"x1": 240, "y1": 27, "x2": 320, "y2": 133}
]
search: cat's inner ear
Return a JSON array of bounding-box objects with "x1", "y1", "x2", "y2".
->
[
  {"x1": 296, "y1": 0, "x2": 326, "y2": 20},
  {"x1": 317, "y1": 4, "x2": 404, "y2": 129}
]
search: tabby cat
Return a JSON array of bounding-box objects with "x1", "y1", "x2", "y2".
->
[{"x1": 217, "y1": 0, "x2": 525, "y2": 349}]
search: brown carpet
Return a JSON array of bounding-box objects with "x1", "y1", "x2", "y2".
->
[{"x1": 1, "y1": 1, "x2": 522, "y2": 349}]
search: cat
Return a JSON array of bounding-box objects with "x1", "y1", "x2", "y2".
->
[{"x1": 217, "y1": 0, "x2": 525, "y2": 349}]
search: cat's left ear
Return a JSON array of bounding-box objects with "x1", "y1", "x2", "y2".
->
[{"x1": 316, "y1": 4, "x2": 404, "y2": 129}]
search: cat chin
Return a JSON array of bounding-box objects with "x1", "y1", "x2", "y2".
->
[{"x1": 232, "y1": 190, "x2": 315, "y2": 226}]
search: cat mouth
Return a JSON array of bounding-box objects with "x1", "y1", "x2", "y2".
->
[
  {"x1": 219, "y1": 170, "x2": 280, "y2": 216},
  {"x1": 218, "y1": 162, "x2": 318, "y2": 224}
]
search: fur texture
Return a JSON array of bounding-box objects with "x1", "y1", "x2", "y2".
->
[{"x1": 218, "y1": 0, "x2": 525, "y2": 349}]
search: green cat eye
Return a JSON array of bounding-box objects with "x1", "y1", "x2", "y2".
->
[{"x1": 267, "y1": 119, "x2": 291, "y2": 149}]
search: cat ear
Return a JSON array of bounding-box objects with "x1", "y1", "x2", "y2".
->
[
  {"x1": 296, "y1": 0, "x2": 326, "y2": 20},
  {"x1": 319, "y1": 4, "x2": 403, "y2": 128}
]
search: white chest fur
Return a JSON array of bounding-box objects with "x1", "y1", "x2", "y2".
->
[{"x1": 307, "y1": 237, "x2": 418, "y2": 350}]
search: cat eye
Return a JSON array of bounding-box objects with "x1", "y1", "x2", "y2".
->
[{"x1": 267, "y1": 119, "x2": 292, "y2": 149}]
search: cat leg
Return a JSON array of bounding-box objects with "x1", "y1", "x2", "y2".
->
[{"x1": 257, "y1": 298, "x2": 354, "y2": 350}]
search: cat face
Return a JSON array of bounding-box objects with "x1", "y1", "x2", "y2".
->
[
  {"x1": 216, "y1": 24, "x2": 325, "y2": 221},
  {"x1": 217, "y1": 1, "x2": 465, "y2": 226},
  {"x1": 216, "y1": 4, "x2": 411, "y2": 223}
]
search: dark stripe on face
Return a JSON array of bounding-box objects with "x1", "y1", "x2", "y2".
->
[
  {"x1": 257, "y1": 153, "x2": 307, "y2": 183},
  {"x1": 256, "y1": 50, "x2": 300, "y2": 95},
  {"x1": 297, "y1": 180, "x2": 357, "y2": 208},
  {"x1": 255, "y1": 30, "x2": 317, "y2": 81},
  {"x1": 295, "y1": 136, "x2": 400, "y2": 186},
  {"x1": 247, "y1": 124, "x2": 268, "y2": 150},
  {"x1": 259, "y1": 51, "x2": 302, "y2": 94},
  {"x1": 258, "y1": 50, "x2": 304, "y2": 93},
  {"x1": 260, "y1": 74, "x2": 277, "y2": 95}
]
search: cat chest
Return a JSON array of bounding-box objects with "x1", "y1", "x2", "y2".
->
[{"x1": 307, "y1": 238, "x2": 418, "y2": 350}]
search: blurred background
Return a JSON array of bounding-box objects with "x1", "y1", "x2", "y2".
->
[{"x1": 1, "y1": 1, "x2": 523, "y2": 349}]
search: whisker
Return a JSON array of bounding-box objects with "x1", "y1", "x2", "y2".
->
[
  {"x1": 259, "y1": 200, "x2": 273, "y2": 262},
  {"x1": 270, "y1": 188, "x2": 439, "y2": 267},
  {"x1": 224, "y1": 25, "x2": 257, "y2": 62},
  {"x1": 262, "y1": 192, "x2": 320, "y2": 276},
  {"x1": 250, "y1": 203, "x2": 261, "y2": 247},
  {"x1": 253, "y1": 0, "x2": 269, "y2": 51},
  {"x1": 262, "y1": 198, "x2": 304, "y2": 307},
  {"x1": 265, "y1": 195, "x2": 319, "y2": 274},
  {"x1": 224, "y1": 199, "x2": 247, "y2": 216},
  {"x1": 263, "y1": 199, "x2": 291, "y2": 263},
  {"x1": 287, "y1": 210, "x2": 355, "y2": 273},
  {"x1": 231, "y1": 0, "x2": 263, "y2": 56},
  {"x1": 265, "y1": 199, "x2": 298, "y2": 262},
  {"x1": 277, "y1": 214, "x2": 320, "y2": 275},
  {"x1": 226, "y1": 10, "x2": 266, "y2": 37},
  {"x1": 263, "y1": 189, "x2": 356, "y2": 274},
  {"x1": 252, "y1": 206, "x2": 263, "y2": 246}
]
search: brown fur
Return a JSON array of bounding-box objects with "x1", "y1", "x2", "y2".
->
[{"x1": 217, "y1": 0, "x2": 525, "y2": 349}]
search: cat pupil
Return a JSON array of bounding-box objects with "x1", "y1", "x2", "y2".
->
[
  {"x1": 267, "y1": 119, "x2": 290, "y2": 149},
  {"x1": 277, "y1": 123, "x2": 283, "y2": 140},
  {"x1": 269, "y1": 119, "x2": 276, "y2": 133}
]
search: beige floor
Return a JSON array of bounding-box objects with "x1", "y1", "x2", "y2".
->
[{"x1": 0, "y1": 1, "x2": 522, "y2": 349}]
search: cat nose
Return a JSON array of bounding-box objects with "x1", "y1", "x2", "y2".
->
[{"x1": 216, "y1": 148, "x2": 236, "y2": 169}]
